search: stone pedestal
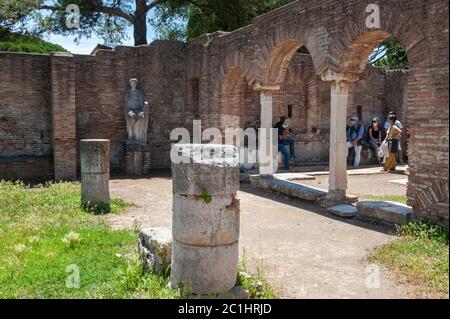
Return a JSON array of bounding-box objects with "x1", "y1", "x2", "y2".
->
[
  {"x1": 80, "y1": 139, "x2": 110, "y2": 211},
  {"x1": 126, "y1": 141, "x2": 151, "y2": 176},
  {"x1": 170, "y1": 144, "x2": 240, "y2": 295}
]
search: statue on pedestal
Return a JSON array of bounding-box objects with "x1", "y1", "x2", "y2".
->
[{"x1": 124, "y1": 78, "x2": 149, "y2": 146}]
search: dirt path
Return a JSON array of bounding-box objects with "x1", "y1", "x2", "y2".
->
[{"x1": 107, "y1": 171, "x2": 410, "y2": 299}]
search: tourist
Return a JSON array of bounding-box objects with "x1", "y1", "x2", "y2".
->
[
  {"x1": 383, "y1": 114, "x2": 402, "y2": 171},
  {"x1": 274, "y1": 116, "x2": 297, "y2": 171},
  {"x1": 367, "y1": 117, "x2": 384, "y2": 164},
  {"x1": 384, "y1": 111, "x2": 404, "y2": 164},
  {"x1": 346, "y1": 116, "x2": 365, "y2": 168}
]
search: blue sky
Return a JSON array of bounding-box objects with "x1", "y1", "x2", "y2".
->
[{"x1": 40, "y1": 0, "x2": 157, "y2": 55}]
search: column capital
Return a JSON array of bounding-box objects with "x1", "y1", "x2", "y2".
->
[
  {"x1": 252, "y1": 81, "x2": 280, "y2": 95},
  {"x1": 320, "y1": 69, "x2": 358, "y2": 84}
]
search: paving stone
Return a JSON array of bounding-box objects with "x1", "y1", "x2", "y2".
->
[
  {"x1": 356, "y1": 201, "x2": 412, "y2": 225},
  {"x1": 328, "y1": 204, "x2": 358, "y2": 218}
]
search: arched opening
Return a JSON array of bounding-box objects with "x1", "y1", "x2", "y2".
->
[{"x1": 266, "y1": 43, "x2": 325, "y2": 165}]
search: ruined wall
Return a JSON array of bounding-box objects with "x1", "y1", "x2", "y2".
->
[
  {"x1": 0, "y1": 53, "x2": 53, "y2": 180},
  {"x1": 75, "y1": 42, "x2": 188, "y2": 172}
]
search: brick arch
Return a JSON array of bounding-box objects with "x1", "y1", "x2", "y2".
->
[
  {"x1": 218, "y1": 50, "x2": 254, "y2": 86},
  {"x1": 219, "y1": 66, "x2": 248, "y2": 132},
  {"x1": 334, "y1": 3, "x2": 429, "y2": 74},
  {"x1": 253, "y1": 22, "x2": 329, "y2": 86}
]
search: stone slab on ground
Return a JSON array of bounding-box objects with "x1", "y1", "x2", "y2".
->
[
  {"x1": 388, "y1": 178, "x2": 408, "y2": 186},
  {"x1": 327, "y1": 204, "x2": 358, "y2": 218},
  {"x1": 138, "y1": 227, "x2": 172, "y2": 273},
  {"x1": 249, "y1": 174, "x2": 327, "y2": 202},
  {"x1": 274, "y1": 173, "x2": 316, "y2": 181},
  {"x1": 356, "y1": 201, "x2": 412, "y2": 226}
]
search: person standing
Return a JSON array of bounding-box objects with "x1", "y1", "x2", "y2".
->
[
  {"x1": 368, "y1": 117, "x2": 384, "y2": 164},
  {"x1": 346, "y1": 116, "x2": 365, "y2": 168},
  {"x1": 274, "y1": 116, "x2": 297, "y2": 171},
  {"x1": 384, "y1": 111, "x2": 404, "y2": 164},
  {"x1": 384, "y1": 114, "x2": 402, "y2": 171}
]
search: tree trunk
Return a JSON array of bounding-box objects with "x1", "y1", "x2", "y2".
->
[{"x1": 133, "y1": 0, "x2": 148, "y2": 46}]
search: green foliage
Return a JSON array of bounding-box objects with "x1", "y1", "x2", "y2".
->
[
  {"x1": 0, "y1": 28, "x2": 67, "y2": 53},
  {"x1": 368, "y1": 220, "x2": 449, "y2": 297},
  {"x1": 397, "y1": 220, "x2": 449, "y2": 245},
  {"x1": 200, "y1": 189, "x2": 212, "y2": 204},
  {"x1": 236, "y1": 261, "x2": 276, "y2": 299},
  {"x1": 370, "y1": 36, "x2": 409, "y2": 70},
  {"x1": 152, "y1": 0, "x2": 295, "y2": 41}
]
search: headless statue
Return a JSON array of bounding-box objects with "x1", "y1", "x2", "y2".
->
[{"x1": 124, "y1": 78, "x2": 149, "y2": 146}]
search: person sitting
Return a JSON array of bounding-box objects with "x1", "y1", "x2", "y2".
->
[
  {"x1": 346, "y1": 116, "x2": 365, "y2": 168},
  {"x1": 367, "y1": 117, "x2": 384, "y2": 164},
  {"x1": 274, "y1": 116, "x2": 297, "y2": 171},
  {"x1": 384, "y1": 114, "x2": 402, "y2": 171}
]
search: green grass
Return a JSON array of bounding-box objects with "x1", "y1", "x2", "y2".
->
[
  {"x1": 368, "y1": 220, "x2": 449, "y2": 298},
  {"x1": 0, "y1": 181, "x2": 273, "y2": 299},
  {"x1": 0, "y1": 181, "x2": 179, "y2": 299},
  {"x1": 366, "y1": 194, "x2": 407, "y2": 204}
]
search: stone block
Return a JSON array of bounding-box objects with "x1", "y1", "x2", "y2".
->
[
  {"x1": 171, "y1": 144, "x2": 239, "y2": 195},
  {"x1": 356, "y1": 201, "x2": 412, "y2": 225},
  {"x1": 170, "y1": 239, "x2": 239, "y2": 295},
  {"x1": 172, "y1": 194, "x2": 240, "y2": 246},
  {"x1": 327, "y1": 204, "x2": 358, "y2": 218},
  {"x1": 138, "y1": 227, "x2": 172, "y2": 274}
]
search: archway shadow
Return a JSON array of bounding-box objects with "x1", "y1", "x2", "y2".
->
[{"x1": 239, "y1": 182, "x2": 395, "y2": 236}]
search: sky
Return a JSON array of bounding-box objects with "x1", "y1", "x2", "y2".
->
[{"x1": 40, "y1": 0, "x2": 157, "y2": 55}]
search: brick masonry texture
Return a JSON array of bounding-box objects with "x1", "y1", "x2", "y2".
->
[{"x1": 0, "y1": 0, "x2": 448, "y2": 226}]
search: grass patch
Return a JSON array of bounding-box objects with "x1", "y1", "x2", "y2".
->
[
  {"x1": 366, "y1": 194, "x2": 407, "y2": 204},
  {"x1": 0, "y1": 181, "x2": 178, "y2": 299},
  {"x1": 368, "y1": 220, "x2": 449, "y2": 298},
  {"x1": 0, "y1": 181, "x2": 274, "y2": 299}
]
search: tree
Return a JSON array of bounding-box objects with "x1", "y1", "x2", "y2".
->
[
  {"x1": 151, "y1": 0, "x2": 294, "y2": 41},
  {"x1": 0, "y1": 0, "x2": 169, "y2": 46},
  {"x1": 369, "y1": 36, "x2": 409, "y2": 70}
]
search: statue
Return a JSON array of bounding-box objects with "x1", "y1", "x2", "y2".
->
[{"x1": 124, "y1": 78, "x2": 149, "y2": 146}]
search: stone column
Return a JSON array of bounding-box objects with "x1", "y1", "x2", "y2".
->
[
  {"x1": 321, "y1": 70, "x2": 358, "y2": 201},
  {"x1": 80, "y1": 139, "x2": 111, "y2": 211},
  {"x1": 171, "y1": 144, "x2": 240, "y2": 295},
  {"x1": 258, "y1": 88, "x2": 278, "y2": 175}
]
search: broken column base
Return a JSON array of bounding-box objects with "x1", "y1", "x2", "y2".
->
[{"x1": 138, "y1": 227, "x2": 172, "y2": 274}]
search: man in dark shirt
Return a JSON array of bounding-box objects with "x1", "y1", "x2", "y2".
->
[{"x1": 274, "y1": 116, "x2": 296, "y2": 171}]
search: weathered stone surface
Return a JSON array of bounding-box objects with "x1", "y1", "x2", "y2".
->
[
  {"x1": 356, "y1": 201, "x2": 412, "y2": 225},
  {"x1": 170, "y1": 240, "x2": 239, "y2": 295},
  {"x1": 172, "y1": 194, "x2": 240, "y2": 246},
  {"x1": 250, "y1": 174, "x2": 327, "y2": 202},
  {"x1": 80, "y1": 173, "x2": 110, "y2": 207},
  {"x1": 80, "y1": 139, "x2": 110, "y2": 208},
  {"x1": 172, "y1": 144, "x2": 239, "y2": 195},
  {"x1": 327, "y1": 204, "x2": 358, "y2": 218},
  {"x1": 80, "y1": 139, "x2": 110, "y2": 174},
  {"x1": 139, "y1": 227, "x2": 172, "y2": 274}
]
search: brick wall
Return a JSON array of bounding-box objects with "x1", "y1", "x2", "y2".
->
[{"x1": 0, "y1": 53, "x2": 53, "y2": 180}]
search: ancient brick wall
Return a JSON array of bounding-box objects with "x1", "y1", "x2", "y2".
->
[
  {"x1": 0, "y1": 0, "x2": 447, "y2": 226},
  {"x1": 0, "y1": 53, "x2": 53, "y2": 180}
]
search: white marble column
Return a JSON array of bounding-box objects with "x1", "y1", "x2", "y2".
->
[
  {"x1": 321, "y1": 70, "x2": 358, "y2": 201},
  {"x1": 259, "y1": 91, "x2": 277, "y2": 175}
]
